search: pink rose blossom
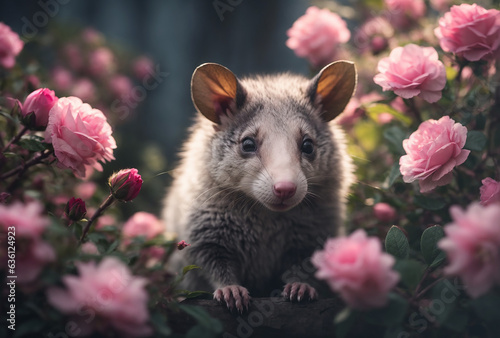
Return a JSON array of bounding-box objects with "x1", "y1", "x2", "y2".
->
[
  {"x1": 399, "y1": 116, "x2": 469, "y2": 193},
  {"x1": 286, "y1": 6, "x2": 350, "y2": 68},
  {"x1": 109, "y1": 75, "x2": 133, "y2": 98},
  {"x1": 82, "y1": 27, "x2": 104, "y2": 45},
  {"x1": 88, "y1": 47, "x2": 115, "y2": 77},
  {"x1": 430, "y1": 0, "x2": 453, "y2": 12},
  {"x1": 71, "y1": 78, "x2": 96, "y2": 102},
  {"x1": 133, "y1": 56, "x2": 154, "y2": 80},
  {"x1": 51, "y1": 67, "x2": 73, "y2": 92},
  {"x1": 480, "y1": 177, "x2": 500, "y2": 206},
  {"x1": 0, "y1": 22, "x2": 24, "y2": 69},
  {"x1": 63, "y1": 44, "x2": 83, "y2": 71},
  {"x1": 385, "y1": 0, "x2": 425, "y2": 29},
  {"x1": 354, "y1": 17, "x2": 394, "y2": 54},
  {"x1": 0, "y1": 201, "x2": 55, "y2": 283},
  {"x1": 439, "y1": 203, "x2": 500, "y2": 298},
  {"x1": 21, "y1": 88, "x2": 59, "y2": 128},
  {"x1": 374, "y1": 44, "x2": 446, "y2": 103},
  {"x1": 374, "y1": 203, "x2": 397, "y2": 222},
  {"x1": 122, "y1": 212, "x2": 163, "y2": 245},
  {"x1": 80, "y1": 241, "x2": 99, "y2": 255},
  {"x1": 177, "y1": 240, "x2": 191, "y2": 250},
  {"x1": 75, "y1": 181, "x2": 97, "y2": 200},
  {"x1": 108, "y1": 168, "x2": 143, "y2": 202},
  {"x1": 435, "y1": 4, "x2": 500, "y2": 62},
  {"x1": 45, "y1": 96, "x2": 116, "y2": 177},
  {"x1": 312, "y1": 229, "x2": 399, "y2": 309},
  {"x1": 47, "y1": 257, "x2": 151, "y2": 336}
]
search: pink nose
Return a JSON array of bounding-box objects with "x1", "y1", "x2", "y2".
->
[{"x1": 273, "y1": 182, "x2": 297, "y2": 200}]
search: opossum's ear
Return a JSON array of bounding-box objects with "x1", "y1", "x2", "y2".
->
[
  {"x1": 191, "y1": 63, "x2": 246, "y2": 125},
  {"x1": 308, "y1": 61, "x2": 357, "y2": 122}
]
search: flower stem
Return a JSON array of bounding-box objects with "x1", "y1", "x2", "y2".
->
[
  {"x1": 79, "y1": 194, "x2": 115, "y2": 244},
  {"x1": 405, "y1": 98, "x2": 423, "y2": 125},
  {"x1": 2, "y1": 149, "x2": 53, "y2": 192},
  {"x1": 2, "y1": 125, "x2": 28, "y2": 152}
]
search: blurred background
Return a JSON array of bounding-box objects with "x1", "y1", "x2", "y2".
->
[{"x1": 2, "y1": 0, "x2": 336, "y2": 217}]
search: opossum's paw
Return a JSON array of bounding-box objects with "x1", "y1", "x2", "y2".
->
[
  {"x1": 282, "y1": 282, "x2": 318, "y2": 302},
  {"x1": 213, "y1": 285, "x2": 250, "y2": 313}
]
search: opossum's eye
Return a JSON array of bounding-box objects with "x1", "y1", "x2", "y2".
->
[
  {"x1": 301, "y1": 139, "x2": 314, "y2": 154},
  {"x1": 241, "y1": 137, "x2": 257, "y2": 153}
]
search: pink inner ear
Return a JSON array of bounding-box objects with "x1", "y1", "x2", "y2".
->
[{"x1": 213, "y1": 95, "x2": 234, "y2": 123}]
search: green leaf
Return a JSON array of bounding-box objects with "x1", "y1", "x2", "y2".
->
[
  {"x1": 106, "y1": 240, "x2": 119, "y2": 254},
  {"x1": 414, "y1": 195, "x2": 447, "y2": 211},
  {"x1": 363, "y1": 293, "x2": 409, "y2": 327},
  {"x1": 383, "y1": 126, "x2": 407, "y2": 155},
  {"x1": 393, "y1": 259, "x2": 426, "y2": 292},
  {"x1": 18, "y1": 135, "x2": 48, "y2": 152},
  {"x1": 149, "y1": 311, "x2": 172, "y2": 336},
  {"x1": 464, "y1": 130, "x2": 487, "y2": 151},
  {"x1": 179, "y1": 304, "x2": 223, "y2": 334},
  {"x1": 385, "y1": 226, "x2": 409, "y2": 259},
  {"x1": 182, "y1": 264, "x2": 201, "y2": 277},
  {"x1": 365, "y1": 103, "x2": 412, "y2": 127},
  {"x1": 387, "y1": 162, "x2": 401, "y2": 188},
  {"x1": 334, "y1": 307, "x2": 357, "y2": 338},
  {"x1": 420, "y1": 225, "x2": 446, "y2": 267}
]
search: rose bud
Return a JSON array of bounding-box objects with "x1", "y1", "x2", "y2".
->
[
  {"x1": 65, "y1": 197, "x2": 87, "y2": 222},
  {"x1": 177, "y1": 240, "x2": 190, "y2": 250},
  {"x1": 21, "y1": 88, "x2": 58, "y2": 128},
  {"x1": 373, "y1": 202, "x2": 396, "y2": 222},
  {"x1": 108, "y1": 168, "x2": 143, "y2": 202}
]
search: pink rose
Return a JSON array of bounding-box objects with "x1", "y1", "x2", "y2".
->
[
  {"x1": 122, "y1": 212, "x2": 163, "y2": 244},
  {"x1": 81, "y1": 241, "x2": 99, "y2": 255},
  {"x1": 133, "y1": 56, "x2": 154, "y2": 80},
  {"x1": 71, "y1": 78, "x2": 96, "y2": 102},
  {"x1": 286, "y1": 6, "x2": 350, "y2": 68},
  {"x1": 47, "y1": 257, "x2": 152, "y2": 336},
  {"x1": 480, "y1": 177, "x2": 500, "y2": 206},
  {"x1": 374, "y1": 203, "x2": 397, "y2": 222},
  {"x1": 82, "y1": 27, "x2": 104, "y2": 45},
  {"x1": 63, "y1": 43, "x2": 83, "y2": 71},
  {"x1": 374, "y1": 44, "x2": 446, "y2": 103},
  {"x1": 312, "y1": 229, "x2": 399, "y2": 309},
  {"x1": 430, "y1": 0, "x2": 453, "y2": 12},
  {"x1": 0, "y1": 201, "x2": 55, "y2": 283},
  {"x1": 109, "y1": 75, "x2": 133, "y2": 98},
  {"x1": 88, "y1": 47, "x2": 115, "y2": 76},
  {"x1": 51, "y1": 67, "x2": 73, "y2": 92},
  {"x1": 21, "y1": 88, "x2": 59, "y2": 128},
  {"x1": 399, "y1": 116, "x2": 470, "y2": 193},
  {"x1": 438, "y1": 203, "x2": 500, "y2": 298},
  {"x1": 45, "y1": 96, "x2": 116, "y2": 178},
  {"x1": 75, "y1": 181, "x2": 97, "y2": 200},
  {"x1": 177, "y1": 240, "x2": 191, "y2": 250},
  {"x1": 435, "y1": 4, "x2": 500, "y2": 62},
  {"x1": 108, "y1": 168, "x2": 143, "y2": 202},
  {"x1": 385, "y1": 0, "x2": 425, "y2": 29},
  {"x1": 0, "y1": 22, "x2": 24, "y2": 69},
  {"x1": 354, "y1": 17, "x2": 394, "y2": 54}
]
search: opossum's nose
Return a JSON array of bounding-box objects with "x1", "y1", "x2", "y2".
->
[{"x1": 273, "y1": 182, "x2": 297, "y2": 200}]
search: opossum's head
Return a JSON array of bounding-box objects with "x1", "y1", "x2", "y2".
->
[{"x1": 191, "y1": 62, "x2": 356, "y2": 212}]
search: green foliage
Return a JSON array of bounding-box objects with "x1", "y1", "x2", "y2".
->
[
  {"x1": 385, "y1": 226, "x2": 409, "y2": 259},
  {"x1": 420, "y1": 226, "x2": 446, "y2": 268}
]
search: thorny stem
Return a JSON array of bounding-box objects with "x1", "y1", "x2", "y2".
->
[
  {"x1": 79, "y1": 194, "x2": 115, "y2": 244},
  {"x1": 2, "y1": 125, "x2": 28, "y2": 152},
  {"x1": 1, "y1": 149, "x2": 53, "y2": 190},
  {"x1": 405, "y1": 98, "x2": 423, "y2": 125}
]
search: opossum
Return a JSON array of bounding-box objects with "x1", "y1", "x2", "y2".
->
[{"x1": 163, "y1": 61, "x2": 356, "y2": 312}]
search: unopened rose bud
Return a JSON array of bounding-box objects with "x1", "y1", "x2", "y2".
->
[
  {"x1": 177, "y1": 240, "x2": 190, "y2": 250},
  {"x1": 373, "y1": 202, "x2": 396, "y2": 222},
  {"x1": 65, "y1": 197, "x2": 87, "y2": 222},
  {"x1": 108, "y1": 168, "x2": 143, "y2": 202},
  {"x1": 21, "y1": 88, "x2": 58, "y2": 128},
  {"x1": 370, "y1": 36, "x2": 388, "y2": 55}
]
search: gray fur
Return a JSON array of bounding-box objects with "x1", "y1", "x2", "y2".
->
[{"x1": 163, "y1": 70, "x2": 354, "y2": 297}]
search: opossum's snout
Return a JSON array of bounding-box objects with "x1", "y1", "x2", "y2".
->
[{"x1": 240, "y1": 130, "x2": 310, "y2": 212}]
